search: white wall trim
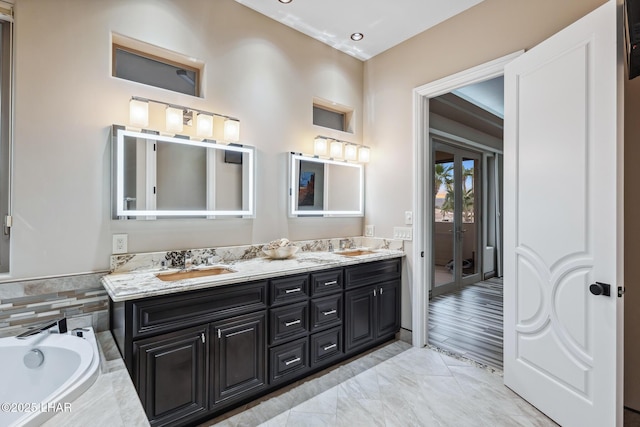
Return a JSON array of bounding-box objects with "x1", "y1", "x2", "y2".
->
[{"x1": 411, "y1": 50, "x2": 523, "y2": 348}]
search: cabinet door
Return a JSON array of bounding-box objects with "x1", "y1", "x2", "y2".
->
[
  {"x1": 211, "y1": 311, "x2": 266, "y2": 407},
  {"x1": 134, "y1": 324, "x2": 207, "y2": 426},
  {"x1": 376, "y1": 280, "x2": 400, "y2": 339},
  {"x1": 344, "y1": 286, "x2": 375, "y2": 353}
]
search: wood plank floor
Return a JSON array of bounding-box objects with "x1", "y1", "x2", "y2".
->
[{"x1": 428, "y1": 278, "x2": 504, "y2": 370}]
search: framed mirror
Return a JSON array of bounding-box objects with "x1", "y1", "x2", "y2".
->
[
  {"x1": 289, "y1": 153, "x2": 364, "y2": 217},
  {"x1": 112, "y1": 125, "x2": 255, "y2": 219}
]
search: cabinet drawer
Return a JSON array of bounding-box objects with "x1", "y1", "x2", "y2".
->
[
  {"x1": 270, "y1": 275, "x2": 309, "y2": 306},
  {"x1": 310, "y1": 326, "x2": 343, "y2": 368},
  {"x1": 310, "y1": 269, "x2": 343, "y2": 296},
  {"x1": 310, "y1": 294, "x2": 342, "y2": 332},
  {"x1": 132, "y1": 281, "x2": 267, "y2": 338},
  {"x1": 344, "y1": 258, "x2": 401, "y2": 289},
  {"x1": 269, "y1": 337, "x2": 309, "y2": 385},
  {"x1": 269, "y1": 302, "x2": 309, "y2": 345}
]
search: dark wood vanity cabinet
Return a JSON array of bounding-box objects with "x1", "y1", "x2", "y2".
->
[
  {"x1": 344, "y1": 259, "x2": 401, "y2": 353},
  {"x1": 111, "y1": 258, "x2": 401, "y2": 427}
]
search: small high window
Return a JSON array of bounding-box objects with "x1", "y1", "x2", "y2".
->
[
  {"x1": 312, "y1": 98, "x2": 354, "y2": 134},
  {"x1": 112, "y1": 36, "x2": 201, "y2": 97}
]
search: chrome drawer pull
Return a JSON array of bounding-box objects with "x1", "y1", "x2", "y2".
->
[
  {"x1": 324, "y1": 280, "x2": 338, "y2": 286},
  {"x1": 323, "y1": 343, "x2": 337, "y2": 351},
  {"x1": 285, "y1": 287, "x2": 301, "y2": 294},
  {"x1": 322, "y1": 309, "x2": 337, "y2": 316},
  {"x1": 285, "y1": 319, "x2": 301, "y2": 327},
  {"x1": 285, "y1": 357, "x2": 301, "y2": 366}
]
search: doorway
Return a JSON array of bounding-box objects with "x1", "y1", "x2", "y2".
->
[
  {"x1": 410, "y1": 51, "x2": 520, "y2": 349},
  {"x1": 432, "y1": 141, "x2": 482, "y2": 296}
]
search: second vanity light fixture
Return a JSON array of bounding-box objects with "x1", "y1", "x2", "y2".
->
[
  {"x1": 129, "y1": 96, "x2": 240, "y2": 142},
  {"x1": 313, "y1": 136, "x2": 370, "y2": 163}
]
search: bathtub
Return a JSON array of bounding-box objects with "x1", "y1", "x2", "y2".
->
[{"x1": 0, "y1": 327, "x2": 100, "y2": 427}]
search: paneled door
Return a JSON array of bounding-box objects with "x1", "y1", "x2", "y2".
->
[
  {"x1": 432, "y1": 141, "x2": 482, "y2": 296},
  {"x1": 503, "y1": 1, "x2": 623, "y2": 425}
]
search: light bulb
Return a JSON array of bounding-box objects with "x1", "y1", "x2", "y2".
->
[
  {"x1": 224, "y1": 119, "x2": 240, "y2": 142},
  {"x1": 314, "y1": 137, "x2": 327, "y2": 156},
  {"x1": 344, "y1": 144, "x2": 358, "y2": 161},
  {"x1": 358, "y1": 146, "x2": 370, "y2": 163},
  {"x1": 196, "y1": 113, "x2": 213, "y2": 138},
  {"x1": 129, "y1": 99, "x2": 149, "y2": 128},
  {"x1": 165, "y1": 106, "x2": 184, "y2": 133},
  {"x1": 330, "y1": 140, "x2": 343, "y2": 159}
]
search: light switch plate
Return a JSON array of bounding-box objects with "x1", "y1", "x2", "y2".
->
[
  {"x1": 365, "y1": 225, "x2": 375, "y2": 237},
  {"x1": 404, "y1": 211, "x2": 413, "y2": 225},
  {"x1": 113, "y1": 234, "x2": 128, "y2": 254},
  {"x1": 393, "y1": 227, "x2": 413, "y2": 241}
]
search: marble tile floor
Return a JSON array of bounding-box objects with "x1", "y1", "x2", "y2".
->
[{"x1": 203, "y1": 340, "x2": 556, "y2": 427}]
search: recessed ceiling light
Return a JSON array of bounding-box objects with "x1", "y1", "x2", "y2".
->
[
  {"x1": 350, "y1": 33, "x2": 364, "y2": 42},
  {"x1": 278, "y1": 0, "x2": 292, "y2": 3}
]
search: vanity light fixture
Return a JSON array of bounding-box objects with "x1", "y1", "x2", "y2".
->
[
  {"x1": 350, "y1": 33, "x2": 364, "y2": 41},
  {"x1": 129, "y1": 99, "x2": 149, "y2": 128},
  {"x1": 358, "y1": 146, "x2": 371, "y2": 163},
  {"x1": 223, "y1": 118, "x2": 240, "y2": 142},
  {"x1": 313, "y1": 135, "x2": 370, "y2": 163},
  {"x1": 329, "y1": 140, "x2": 343, "y2": 159},
  {"x1": 128, "y1": 96, "x2": 240, "y2": 139},
  {"x1": 278, "y1": 0, "x2": 293, "y2": 3},
  {"x1": 313, "y1": 137, "x2": 328, "y2": 156},
  {"x1": 344, "y1": 143, "x2": 358, "y2": 161},
  {"x1": 196, "y1": 113, "x2": 214, "y2": 138}
]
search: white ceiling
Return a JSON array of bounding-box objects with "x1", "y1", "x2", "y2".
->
[
  {"x1": 234, "y1": 0, "x2": 484, "y2": 61},
  {"x1": 452, "y1": 76, "x2": 504, "y2": 118}
]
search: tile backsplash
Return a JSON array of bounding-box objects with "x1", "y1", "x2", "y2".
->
[
  {"x1": 110, "y1": 237, "x2": 403, "y2": 274},
  {"x1": 0, "y1": 272, "x2": 108, "y2": 338}
]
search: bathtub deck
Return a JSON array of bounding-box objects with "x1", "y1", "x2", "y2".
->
[{"x1": 41, "y1": 331, "x2": 148, "y2": 427}]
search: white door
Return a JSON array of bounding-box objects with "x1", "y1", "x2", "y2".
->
[{"x1": 503, "y1": 1, "x2": 623, "y2": 426}]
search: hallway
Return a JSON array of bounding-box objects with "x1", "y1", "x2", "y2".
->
[{"x1": 428, "y1": 278, "x2": 504, "y2": 370}]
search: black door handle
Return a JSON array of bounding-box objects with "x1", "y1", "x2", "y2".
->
[{"x1": 589, "y1": 282, "x2": 611, "y2": 297}]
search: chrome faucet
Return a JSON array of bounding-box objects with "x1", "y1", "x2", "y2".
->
[
  {"x1": 16, "y1": 318, "x2": 68, "y2": 339},
  {"x1": 183, "y1": 254, "x2": 193, "y2": 271},
  {"x1": 339, "y1": 239, "x2": 352, "y2": 250},
  {"x1": 328, "y1": 242, "x2": 334, "y2": 252}
]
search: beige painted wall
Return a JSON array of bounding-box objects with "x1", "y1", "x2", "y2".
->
[{"x1": 8, "y1": 0, "x2": 363, "y2": 278}]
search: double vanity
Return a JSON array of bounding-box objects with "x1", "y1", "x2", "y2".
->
[{"x1": 102, "y1": 238, "x2": 404, "y2": 427}]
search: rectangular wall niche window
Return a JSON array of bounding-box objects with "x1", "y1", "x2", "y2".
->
[
  {"x1": 113, "y1": 44, "x2": 200, "y2": 97},
  {"x1": 312, "y1": 99, "x2": 354, "y2": 134}
]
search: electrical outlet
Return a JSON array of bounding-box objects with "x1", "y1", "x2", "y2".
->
[
  {"x1": 393, "y1": 227, "x2": 413, "y2": 241},
  {"x1": 365, "y1": 225, "x2": 375, "y2": 237},
  {"x1": 404, "y1": 211, "x2": 413, "y2": 225},
  {"x1": 112, "y1": 234, "x2": 128, "y2": 254}
]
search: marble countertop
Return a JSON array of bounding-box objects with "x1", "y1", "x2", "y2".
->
[{"x1": 102, "y1": 249, "x2": 405, "y2": 302}]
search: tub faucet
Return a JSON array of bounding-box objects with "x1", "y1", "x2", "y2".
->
[{"x1": 16, "y1": 318, "x2": 68, "y2": 339}]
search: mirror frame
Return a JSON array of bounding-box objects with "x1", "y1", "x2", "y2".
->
[
  {"x1": 288, "y1": 152, "x2": 364, "y2": 217},
  {"x1": 113, "y1": 126, "x2": 255, "y2": 218}
]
